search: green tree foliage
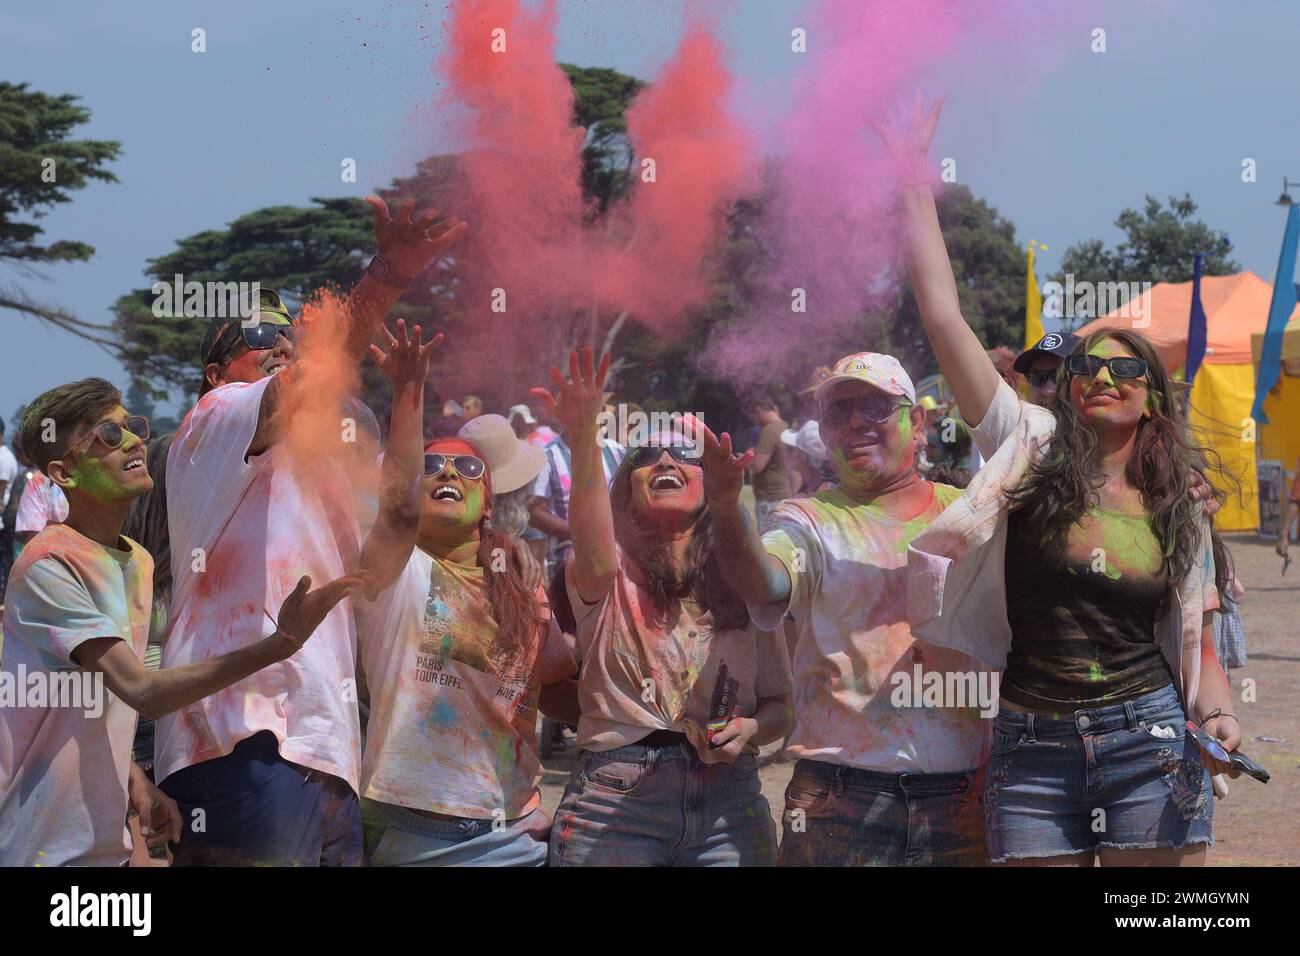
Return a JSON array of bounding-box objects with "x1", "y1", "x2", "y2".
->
[
  {"x1": 560, "y1": 64, "x2": 645, "y2": 211},
  {"x1": 1052, "y1": 194, "x2": 1239, "y2": 303},
  {"x1": 0, "y1": 81, "x2": 120, "y2": 341},
  {"x1": 112, "y1": 198, "x2": 373, "y2": 398}
]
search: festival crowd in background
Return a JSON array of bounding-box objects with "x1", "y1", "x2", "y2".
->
[{"x1": 1, "y1": 103, "x2": 1289, "y2": 869}]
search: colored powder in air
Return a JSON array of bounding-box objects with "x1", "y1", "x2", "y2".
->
[
  {"x1": 703, "y1": 0, "x2": 1096, "y2": 387},
  {"x1": 422, "y1": 0, "x2": 750, "y2": 393}
]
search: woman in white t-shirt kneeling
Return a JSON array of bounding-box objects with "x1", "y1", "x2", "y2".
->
[
  {"x1": 357, "y1": 436, "x2": 578, "y2": 866},
  {"x1": 533, "y1": 349, "x2": 794, "y2": 867}
]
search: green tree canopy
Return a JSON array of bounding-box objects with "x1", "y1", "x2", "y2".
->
[
  {"x1": 112, "y1": 198, "x2": 373, "y2": 398},
  {"x1": 0, "y1": 81, "x2": 120, "y2": 342},
  {"x1": 1052, "y1": 193, "x2": 1239, "y2": 299}
]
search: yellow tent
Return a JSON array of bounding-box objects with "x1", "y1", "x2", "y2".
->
[
  {"x1": 1251, "y1": 317, "x2": 1300, "y2": 538},
  {"x1": 1077, "y1": 272, "x2": 1300, "y2": 530}
]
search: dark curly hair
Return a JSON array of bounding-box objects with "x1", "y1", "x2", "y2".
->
[{"x1": 1004, "y1": 327, "x2": 1230, "y2": 586}]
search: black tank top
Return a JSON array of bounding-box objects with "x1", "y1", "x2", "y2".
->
[{"x1": 1002, "y1": 505, "x2": 1173, "y2": 711}]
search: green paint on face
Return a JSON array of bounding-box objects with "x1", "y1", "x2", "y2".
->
[{"x1": 68, "y1": 456, "x2": 128, "y2": 501}]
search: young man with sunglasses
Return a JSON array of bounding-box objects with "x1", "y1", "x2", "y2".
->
[
  {"x1": 0, "y1": 378, "x2": 365, "y2": 866},
  {"x1": 702, "y1": 352, "x2": 992, "y2": 866},
  {"x1": 157, "y1": 198, "x2": 464, "y2": 866}
]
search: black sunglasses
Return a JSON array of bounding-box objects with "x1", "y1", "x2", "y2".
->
[
  {"x1": 67, "y1": 415, "x2": 151, "y2": 455},
  {"x1": 424, "y1": 453, "x2": 486, "y2": 480},
  {"x1": 823, "y1": 394, "x2": 912, "y2": 429},
  {"x1": 1065, "y1": 354, "x2": 1148, "y2": 381},
  {"x1": 627, "y1": 444, "x2": 701, "y2": 469},
  {"x1": 1184, "y1": 720, "x2": 1270, "y2": 783},
  {"x1": 211, "y1": 321, "x2": 294, "y2": 367},
  {"x1": 1026, "y1": 369, "x2": 1058, "y2": 388}
]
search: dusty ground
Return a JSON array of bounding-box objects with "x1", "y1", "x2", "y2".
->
[{"x1": 537, "y1": 532, "x2": 1298, "y2": 865}]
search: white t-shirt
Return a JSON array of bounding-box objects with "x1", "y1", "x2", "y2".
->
[
  {"x1": 156, "y1": 377, "x2": 364, "y2": 790},
  {"x1": 0, "y1": 525, "x2": 152, "y2": 866},
  {"x1": 752, "y1": 485, "x2": 990, "y2": 774},
  {"x1": 357, "y1": 548, "x2": 576, "y2": 819},
  {"x1": 15, "y1": 471, "x2": 69, "y2": 533},
  {"x1": 0, "y1": 445, "x2": 17, "y2": 508}
]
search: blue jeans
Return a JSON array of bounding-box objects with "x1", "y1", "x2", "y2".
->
[
  {"x1": 549, "y1": 743, "x2": 777, "y2": 866},
  {"x1": 985, "y1": 683, "x2": 1213, "y2": 863},
  {"x1": 363, "y1": 800, "x2": 549, "y2": 867},
  {"x1": 161, "y1": 731, "x2": 363, "y2": 866},
  {"x1": 778, "y1": 759, "x2": 985, "y2": 866}
]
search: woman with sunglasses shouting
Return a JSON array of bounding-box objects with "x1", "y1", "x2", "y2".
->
[
  {"x1": 877, "y1": 95, "x2": 1241, "y2": 866},
  {"x1": 533, "y1": 348, "x2": 793, "y2": 867},
  {"x1": 355, "y1": 428, "x2": 579, "y2": 866}
]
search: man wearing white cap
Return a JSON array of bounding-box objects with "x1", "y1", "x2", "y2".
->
[{"x1": 702, "y1": 351, "x2": 991, "y2": 866}]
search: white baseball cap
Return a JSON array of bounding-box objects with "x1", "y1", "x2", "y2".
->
[
  {"x1": 814, "y1": 352, "x2": 916, "y2": 405},
  {"x1": 506, "y1": 404, "x2": 537, "y2": 425}
]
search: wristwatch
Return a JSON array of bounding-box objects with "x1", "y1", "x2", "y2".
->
[{"x1": 367, "y1": 254, "x2": 414, "y2": 289}]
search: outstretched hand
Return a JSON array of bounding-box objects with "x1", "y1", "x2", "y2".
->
[
  {"x1": 369, "y1": 317, "x2": 442, "y2": 397},
  {"x1": 866, "y1": 89, "x2": 945, "y2": 182},
  {"x1": 276, "y1": 573, "x2": 370, "y2": 655},
  {"x1": 363, "y1": 196, "x2": 466, "y2": 281},
  {"x1": 683, "y1": 414, "x2": 753, "y2": 506},
  {"x1": 530, "y1": 347, "x2": 611, "y2": 438}
]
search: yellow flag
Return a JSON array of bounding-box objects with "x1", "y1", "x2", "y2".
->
[{"x1": 1025, "y1": 241, "x2": 1046, "y2": 351}]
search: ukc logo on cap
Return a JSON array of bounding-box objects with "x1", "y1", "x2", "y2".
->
[{"x1": 1039, "y1": 332, "x2": 1063, "y2": 351}]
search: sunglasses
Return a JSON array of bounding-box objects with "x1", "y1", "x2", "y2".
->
[
  {"x1": 1065, "y1": 354, "x2": 1148, "y2": 381},
  {"x1": 1026, "y1": 369, "x2": 1058, "y2": 388},
  {"x1": 211, "y1": 321, "x2": 294, "y2": 367},
  {"x1": 423, "y1": 453, "x2": 486, "y2": 480},
  {"x1": 627, "y1": 444, "x2": 702, "y2": 469},
  {"x1": 823, "y1": 394, "x2": 912, "y2": 429},
  {"x1": 66, "y1": 415, "x2": 151, "y2": 455}
]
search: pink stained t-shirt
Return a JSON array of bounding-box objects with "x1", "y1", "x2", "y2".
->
[
  {"x1": 155, "y1": 377, "x2": 364, "y2": 791},
  {"x1": 0, "y1": 525, "x2": 152, "y2": 866}
]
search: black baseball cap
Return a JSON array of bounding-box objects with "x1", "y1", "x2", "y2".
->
[{"x1": 1013, "y1": 331, "x2": 1081, "y2": 373}]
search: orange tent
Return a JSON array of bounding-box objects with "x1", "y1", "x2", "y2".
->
[{"x1": 1076, "y1": 271, "x2": 1300, "y2": 530}]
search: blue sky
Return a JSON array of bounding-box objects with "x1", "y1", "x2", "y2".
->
[{"x1": 2, "y1": 0, "x2": 1298, "y2": 422}]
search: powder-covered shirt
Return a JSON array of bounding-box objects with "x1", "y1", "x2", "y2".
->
[
  {"x1": 15, "y1": 470, "x2": 69, "y2": 534},
  {"x1": 0, "y1": 525, "x2": 152, "y2": 867},
  {"x1": 751, "y1": 484, "x2": 991, "y2": 774},
  {"x1": 908, "y1": 380, "x2": 1219, "y2": 712},
  {"x1": 1002, "y1": 505, "x2": 1172, "y2": 709},
  {"x1": 157, "y1": 377, "x2": 364, "y2": 791},
  {"x1": 357, "y1": 548, "x2": 576, "y2": 819},
  {"x1": 567, "y1": 551, "x2": 793, "y2": 752}
]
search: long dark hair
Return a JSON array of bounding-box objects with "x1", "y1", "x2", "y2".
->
[
  {"x1": 427, "y1": 437, "x2": 542, "y2": 656},
  {"x1": 608, "y1": 452, "x2": 750, "y2": 631},
  {"x1": 1004, "y1": 328, "x2": 1225, "y2": 585},
  {"x1": 122, "y1": 433, "x2": 175, "y2": 604}
]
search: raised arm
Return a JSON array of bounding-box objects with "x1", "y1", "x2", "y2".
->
[
  {"x1": 73, "y1": 573, "x2": 366, "y2": 720},
  {"x1": 359, "y1": 318, "x2": 441, "y2": 597},
  {"x1": 247, "y1": 198, "x2": 465, "y2": 457},
  {"x1": 691, "y1": 417, "x2": 791, "y2": 608},
  {"x1": 872, "y1": 94, "x2": 1002, "y2": 428},
  {"x1": 531, "y1": 348, "x2": 617, "y2": 604}
]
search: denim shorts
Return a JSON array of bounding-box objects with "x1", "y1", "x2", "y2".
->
[
  {"x1": 985, "y1": 683, "x2": 1213, "y2": 863},
  {"x1": 778, "y1": 759, "x2": 985, "y2": 866},
  {"x1": 549, "y1": 742, "x2": 777, "y2": 866}
]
